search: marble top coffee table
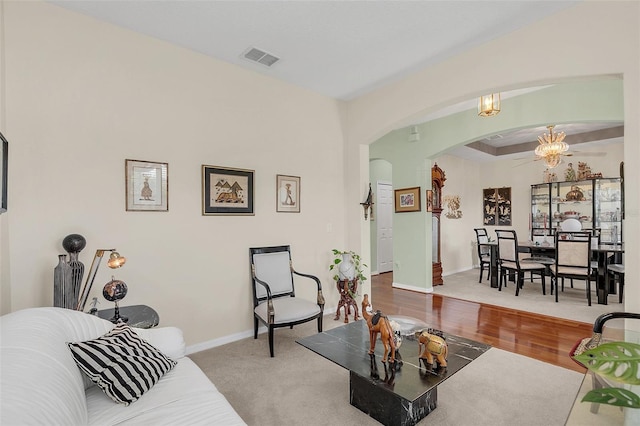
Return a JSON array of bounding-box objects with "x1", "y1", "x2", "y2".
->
[{"x1": 297, "y1": 319, "x2": 490, "y2": 426}]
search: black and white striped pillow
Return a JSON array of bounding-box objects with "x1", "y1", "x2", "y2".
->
[{"x1": 67, "y1": 322, "x2": 177, "y2": 405}]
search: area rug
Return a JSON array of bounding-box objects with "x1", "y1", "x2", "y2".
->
[
  {"x1": 435, "y1": 269, "x2": 619, "y2": 324},
  {"x1": 190, "y1": 317, "x2": 582, "y2": 426}
]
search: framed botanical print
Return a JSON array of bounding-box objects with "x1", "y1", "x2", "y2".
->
[
  {"x1": 276, "y1": 174, "x2": 300, "y2": 213},
  {"x1": 202, "y1": 165, "x2": 254, "y2": 215},
  {"x1": 394, "y1": 186, "x2": 421, "y2": 213},
  {"x1": 125, "y1": 159, "x2": 168, "y2": 212}
]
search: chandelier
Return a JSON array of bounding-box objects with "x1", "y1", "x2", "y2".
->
[
  {"x1": 535, "y1": 125, "x2": 568, "y2": 168},
  {"x1": 478, "y1": 93, "x2": 501, "y2": 117}
]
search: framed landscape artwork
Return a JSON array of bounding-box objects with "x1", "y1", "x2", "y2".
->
[
  {"x1": 125, "y1": 159, "x2": 168, "y2": 212},
  {"x1": 483, "y1": 187, "x2": 511, "y2": 225},
  {"x1": 202, "y1": 165, "x2": 254, "y2": 215},
  {"x1": 276, "y1": 174, "x2": 300, "y2": 213},
  {"x1": 394, "y1": 186, "x2": 421, "y2": 213}
]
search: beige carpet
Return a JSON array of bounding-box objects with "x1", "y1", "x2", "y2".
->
[
  {"x1": 436, "y1": 268, "x2": 621, "y2": 324},
  {"x1": 190, "y1": 317, "x2": 583, "y2": 426}
]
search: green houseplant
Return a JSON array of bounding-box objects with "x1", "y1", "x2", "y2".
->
[
  {"x1": 573, "y1": 341, "x2": 640, "y2": 408},
  {"x1": 329, "y1": 249, "x2": 367, "y2": 283}
]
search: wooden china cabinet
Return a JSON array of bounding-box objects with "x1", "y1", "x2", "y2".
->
[{"x1": 431, "y1": 164, "x2": 446, "y2": 286}]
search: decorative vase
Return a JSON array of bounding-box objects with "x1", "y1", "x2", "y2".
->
[
  {"x1": 338, "y1": 253, "x2": 356, "y2": 281},
  {"x1": 53, "y1": 254, "x2": 72, "y2": 308},
  {"x1": 62, "y1": 234, "x2": 86, "y2": 310},
  {"x1": 67, "y1": 252, "x2": 85, "y2": 310}
]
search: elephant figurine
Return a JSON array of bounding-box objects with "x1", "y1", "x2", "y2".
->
[{"x1": 415, "y1": 330, "x2": 448, "y2": 368}]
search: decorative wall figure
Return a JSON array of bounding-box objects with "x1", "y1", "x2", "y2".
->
[
  {"x1": 483, "y1": 187, "x2": 511, "y2": 226},
  {"x1": 443, "y1": 195, "x2": 462, "y2": 219}
]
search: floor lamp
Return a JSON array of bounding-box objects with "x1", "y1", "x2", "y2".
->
[{"x1": 76, "y1": 249, "x2": 126, "y2": 311}]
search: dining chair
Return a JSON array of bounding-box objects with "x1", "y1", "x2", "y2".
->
[
  {"x1": 249, "y1": 245, "x2": 325, "y2": 357},
  {"x1": 606, "y1": 258, "x2": 625, "y2": 303},
  {"x1": 560, "y1": 229, "x2": 600, "y2": 290},
  {"x1": 495, "y1": 230, "x2": 546, "y2": 296},
  {"x1": 551, "y1": 231, "x2": 593, "y2": 305},
  {"x1": 474, "y1": 228, "x2": 491, "y2": 283}
]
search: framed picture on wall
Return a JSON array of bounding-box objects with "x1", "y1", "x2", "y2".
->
[
  {"x1": 426, "y1": 189, "x2": 433, "y2": 212},
  {"x1": 276, "y1": 174, "x2": 300, "y2": 213},
  {"x1": 125, "y1": 159, "x2": 169, "y2": 212},
  {"x1": 202, "y1": 165, "x2": 254, "y2": 215},
  {"x1": 394, "y1": 186, "x2": 421, "y2": 213},
  {"x1": 483, "y1": 187, "x2": 511, "y2": 225}
]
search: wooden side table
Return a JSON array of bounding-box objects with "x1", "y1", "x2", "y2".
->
[
  {"x1": 96, "y1": 304, "x2": 159, "y2": 328},
  {"x1": 334, "y1": 279, "x2": 359, "y2": 323}
]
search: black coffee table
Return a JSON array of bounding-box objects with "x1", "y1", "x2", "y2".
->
[{"x1": 297, "y1": 320, "x2": 490, "y2": 426}]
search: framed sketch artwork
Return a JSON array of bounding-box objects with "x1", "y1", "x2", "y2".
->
[
  {"x1": 125, "y1": 159, "x2": 168, "y2": 212},
  {"x1": 276, "y1": 175, "x2": 300, "y2": 213},
  {"x1": 202, "y1": 165, "x2": 254, "y2": 215}
]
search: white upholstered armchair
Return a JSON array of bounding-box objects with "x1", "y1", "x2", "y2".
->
[{"x1": 249, "y1": 245, "x2": 325, "y2": 357}]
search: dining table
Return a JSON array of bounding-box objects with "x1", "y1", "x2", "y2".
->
[
  {"x1": 477, "y1": 240, "x2": 624, "y2": 305},
  {"x1": 479, "y1": 240, "x2": 554, "y2": 290}
]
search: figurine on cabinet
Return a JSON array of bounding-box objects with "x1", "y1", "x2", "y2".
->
[
  {"x1": 577, "y1": 162, "x2": 591, "y2": 180},
  {"x1": 564, "y1": 163, "x2": 576, "y2": 181},
  {"x1": 543, "y1": 169, "x2": 558, "y2": 183}
]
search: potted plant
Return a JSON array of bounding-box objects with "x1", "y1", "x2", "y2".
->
[
  {"x1": 329, "y1": 249, "x2": 368, "y2": 322},
  {"x1": 573, "y1": 341, "x2": 640, "y2": 408},
  {"x1": 329, "y1": 249, "x2": 367, "y2": 284}
]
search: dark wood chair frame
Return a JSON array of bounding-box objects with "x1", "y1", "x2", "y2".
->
[
  {"x1": 496, "y1": 229, "x2": 546, "y2": 296},
  {"x1": 474, "y1": 228, "x2": 491, "y2": 283},
  {"x1": 249, "y1": 245, "x2": 325, "y2": 357},
  {"x1": 551, "y1": 231, "x2": 593, "y2": 305}
]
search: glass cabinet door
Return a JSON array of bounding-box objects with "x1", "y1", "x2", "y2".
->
[
  {"x1": 594, "y1": 178, "x2": 622, "y2": 243},
  {"x1": 555, "y1": 180, "x2": 593, "y2": 233},
  {"x1": 531, "y1": 183, "x2": 551, "y2": 239}
]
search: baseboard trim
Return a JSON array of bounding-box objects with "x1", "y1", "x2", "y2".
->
[
  {"x1": 391, "y1": 282, "x2": 430, "y2": 294},
  {"x1": 185, "y1": 309, "x2": 338, "y2": 355},
  {"x1": 443, "y1": 267, "x2": 473, "y2": 276}
]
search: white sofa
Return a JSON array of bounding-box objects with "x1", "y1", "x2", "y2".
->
[{"x1": 0, "y1": 307, "x2": 246, "y2": 425}]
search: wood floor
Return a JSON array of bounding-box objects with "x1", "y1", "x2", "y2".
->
[{"x1": 370, "y1": 272, "x2": 591, "y2": 373}]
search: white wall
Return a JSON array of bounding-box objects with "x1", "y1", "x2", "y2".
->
[{"x1": 1, "y1": 1, "x2": 348, "y2": 347}]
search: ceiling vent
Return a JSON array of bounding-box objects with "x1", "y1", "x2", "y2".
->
[{"x1": 242, "y1": 47, "x2": 280, "y2": 67}]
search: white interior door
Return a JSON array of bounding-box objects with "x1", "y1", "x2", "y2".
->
[{"x1": 377, "y1": 182, "x2": 393, "y2": 273}]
